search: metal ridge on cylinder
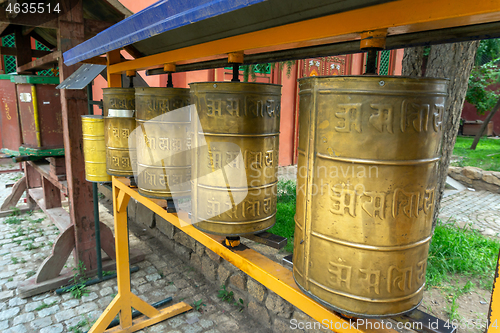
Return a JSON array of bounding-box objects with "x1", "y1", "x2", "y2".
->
[
  {"x1": 135, "y1": 87, "x2": 191, "y2": 199},
  {"x1": 103, "y1": 88, "x2": 136, "y2": 177},
  {"x1": 293, "y1": 75, "x2": 448, "y2": 317},
  {"x1": 82, "y1": 115, "x2": 111, "y2": 183},
  {"x1": 190, "y1": 81, "x2": 281, "y2": 236}
]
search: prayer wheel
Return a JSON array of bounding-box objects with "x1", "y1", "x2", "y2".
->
[
  {"x1": 135, "y1": 87, "x2": 191, "y2": 199},
  {"x1": 190, "y1": 82, "x2": 281, "y2": 236},
  {"x1": 103, "y1": 88, "x2": 136, "y2": 177},
  {"x1": 81, "y1": 115, "x2": 111, "y2": 183},
  {"x1": 293, "y1": 76, "x2": 448, "y2": 317}
]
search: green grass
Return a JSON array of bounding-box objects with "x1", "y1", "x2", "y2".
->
[
  {"x1": 268, "y1": 180, "x2": 296, "y2": 253},
  {"x1": 452, "y1": 136, "x2": 500, "y2": 171},
  {"x1": 426, "y1": 220, "x2": 500, "y2": 289},
  {"x1": 4, "y1": 216, "x2": 23, "y2": 225},
  {"x1": 35, "y1": 301, "x2": 57, "y2": 311}
]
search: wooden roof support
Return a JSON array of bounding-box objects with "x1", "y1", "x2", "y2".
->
[
  {"x1": 0, "y1": 24, "x2": 15, "y2": 38},
  {"x1": 0, "y1": 46, "x2": 3, "y2": 74},
  {"x1": 123, "y1": 45, "x2": 144, "y2": 59},
  {"x1": 14, "y1": 26, "x2": 31, "y2": 73},
  {"x1": 0, "y1": 10, "x2": 58, "y2": 28},
  {"x1": 81, "y1": 56, "x2": 107, "y2": 65},
  {"x1": 16, "y1": 50, "x2": 61, "y2": 73},
  {"x1": 84, "y1": 19, "x2": 114, "y2": 38},
  {"x1": 30, "y1": 31, "x2": 56, "y2": 49},
  {"x1": 0, "y1": 23, "x2": 8, "y2": 36},
  {"x1": 1, "y1": 47, "x2": 52, "y2": 58}
]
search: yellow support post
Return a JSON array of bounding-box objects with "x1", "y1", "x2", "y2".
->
[
  {"x1": 488, "y1": 249, "x2": 500, "y2": 332},
  {"x1": 107, "y1": 50, "x2": 122, "y2": 88},
  {"x1": 87, "y1": 58, "x2": 192, "y2": 330},
  {"x1": 87, "y1": 179, "x2": 192, "y2": 333}
]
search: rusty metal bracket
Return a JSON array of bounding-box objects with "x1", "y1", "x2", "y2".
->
[{"x1": 244, "y1": 231, "x2": 287, "y2": 250}]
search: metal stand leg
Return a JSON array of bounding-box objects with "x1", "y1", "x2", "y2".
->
[{"x1": 87, "y1": 177, "x2": 191, "y2": 333}]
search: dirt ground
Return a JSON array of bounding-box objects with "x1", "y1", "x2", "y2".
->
[{"x1": 418, "y1": 278, "x2": 492, "y2": 333}]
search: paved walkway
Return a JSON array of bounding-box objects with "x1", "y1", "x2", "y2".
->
[
  {"x1": 0, "y1": 164, "x2": 270, "y2": 333},
  {"x1": 0, "y1": 163, "x2": 499, "y2": 332},
  {"x1": 439, "y1": 190, "x2": 500, "y2": 236}
]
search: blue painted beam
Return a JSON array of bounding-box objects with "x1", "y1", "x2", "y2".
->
[{"x1": 63, "y1": 0, "x2": 266, "y2": 66}]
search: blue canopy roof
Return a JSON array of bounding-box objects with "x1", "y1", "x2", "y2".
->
[
  {"x1": 63, "y1": 0, "x2": 393, "y2": 67},
  {"x1": 63, "y1": 0, "x2": 265, "y2": 66}
]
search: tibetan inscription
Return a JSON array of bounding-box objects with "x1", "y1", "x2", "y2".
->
[
  {"x1": 206, "y1": 197, "x2": 275, "y2": 220},
  {"x1": 328, "y1": 184, "x2": 435, "y2": 220},
  {"x1": 331, "y1": 100, "x2": 444, "y2": 133},
  {"x1": 327, "y1": 259, "x2": 428, "y2": 295},
  {"x1": 205, "y1": 97, "x2": 280, "y2": 118}
]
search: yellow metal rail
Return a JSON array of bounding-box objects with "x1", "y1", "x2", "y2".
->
[
  {"x1": 87, "y1": 177, "x2": 192, "y2": 333},
  {"x1": 91, "y1": 177, "x2": 403, "y2": 333},
  {"x1": 86, "y1": 1, "x2": 500, "y2": 330},
  {"x1": 109, "y1": 0, "x2": 500, "y2": 74}
]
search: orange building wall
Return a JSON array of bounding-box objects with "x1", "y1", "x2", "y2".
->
[{"x1": 279, "y1": 65, "x2": 298, "y2": 166}]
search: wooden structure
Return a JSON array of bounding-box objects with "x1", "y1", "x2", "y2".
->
[
  {"x1": 0, "y1": 0, "x2": 144, "y2": 297},
  {"x1": 61, "y1": 0, "x2": 500, "y2": 332}
]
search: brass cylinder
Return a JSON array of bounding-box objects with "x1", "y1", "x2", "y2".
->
[
  {"x1": 135, "y1": 87, "x2": 191, "y2": 199},
  {"x1": 293, "y1": 76, "x2": 448, "y2": 317},
  {"x1": 190, "y1": 82, "x2": 281, "y2": 236},
  {"x1": 103, "y1": 88, "x2": 136, "y2": 177},
  {"x1": 81, "y1": 115, "x2": 111, "y2": 183}
]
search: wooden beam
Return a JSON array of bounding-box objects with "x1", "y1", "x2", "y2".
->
[
  {"x1": 22, "y1": 26, "x2": 35, "y2": 36},
  {"x1": 0, "y1": 44, "x2": 3, "y2": 74},
  {"x1": 83, "y1": 18, "x2": 114, "y2": 37},
  {"x1": 30, "y1": 31, "x2": 56, "y2": 49},
  {"x1": 15, "y1": 26, "x2": 31, "y2": 70},
  {"x1": 0, "y1": 176, "x2": 26, "y2": 211},
  {"x1": 0, "y1": 25, "x2": 15, "y2": 38},
  {"x1": 58, "y1": 1, "x2": 99, "y2": 273},
  {"x1": 0, "y1": 10, "x2": 58, "y2": 28},
  {"x1": 0, "y1": 47, "x2": 52, "y2": 57},
  {"x1": 16, "y1": 50, "x2": 61, "y2": 73},
  {"x1": 81, "y1": 56, "x2": 107, "y2": 65},
  {"x1": 123, "y1": 45, "x2": 144, "y2": 59},
  {"x1": 0, "y1": 23, "x2": 8, "y2": 36}
]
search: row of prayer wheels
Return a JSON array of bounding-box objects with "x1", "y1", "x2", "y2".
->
[{"x1": 81, "y1": 76, "x2": 448, "y2": 318}]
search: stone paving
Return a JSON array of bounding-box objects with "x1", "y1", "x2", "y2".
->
[
  {"x1": 0, "y1": 161, "x2": 500, "y2": 332},
  {"x1": 439, "y1": 189, "x2": 500, "y2": 236},
  {"x1": 0, "y1": 164, "x2": 270, "y2": 333}
]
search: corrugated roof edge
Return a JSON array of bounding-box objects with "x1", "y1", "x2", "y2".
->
[{"x1": 63, "y1": 0, "x2": 265, "y2": 66}]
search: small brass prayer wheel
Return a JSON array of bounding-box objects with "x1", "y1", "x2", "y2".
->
[
  {"x1": 103, "y1": 88, "x2": 136, "y2": 177},
  {"x1": 190, "y1": 82, "x2": 281, "y2": 236},
  {"x1": 81, "y1": 115, "x2": 111, "y2": 183},
  {"x1": 135, "y1": 87, "x2": 191, "y2": 199}
]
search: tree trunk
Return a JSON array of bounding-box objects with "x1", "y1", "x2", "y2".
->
[
  {"x1": 402, "y1": 41, "x2": 479, "y2": 228},
  {"x1": 470, "y1": 98, "x2": 500, "y2": 150}
]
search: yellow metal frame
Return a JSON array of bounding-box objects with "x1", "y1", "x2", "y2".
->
[
  {"x1": 108, "y1": 0, "x2": 500, "y2": 73},
  {"x1": 87, "y1": 178, "x2": 192, "y2": 333},
  {"x1": 96, "y1": 177, "x2": 403, "y2": 333},
  {"x1": 85, "y1": 1, "x2": 500, "y2": 330}
]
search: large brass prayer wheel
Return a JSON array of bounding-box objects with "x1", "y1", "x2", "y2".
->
[
  {"x1": 81, "y1": 115, "x2": 111, "y2": 183},
  {"x1": 190, "y1": 82, "x2": 281, "y2": 236},
  {"x1": 135, "y1": 87, "x2": 191, "y2": 199},
  {"x1": 293, "y1": 76, "x2": 448, "y2": 317},
  {"x1": 103, "y1": 88, "x2": 136, "y2": 177}
]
